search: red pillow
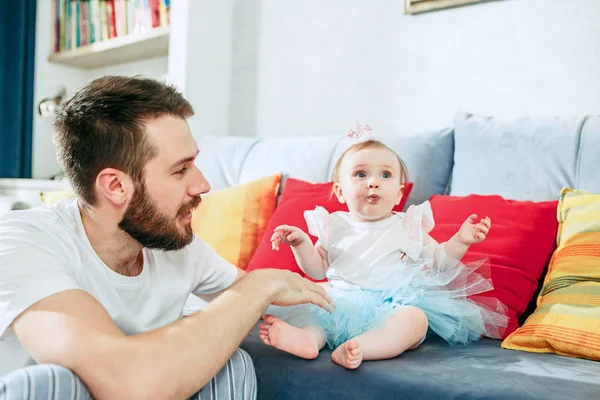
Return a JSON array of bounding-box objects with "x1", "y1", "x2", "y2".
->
[
  {"x1": 428, "y1": 194, "x2": 558, "y2": 338},
  {"x1": 246, "y1": 178, "x2": 413, "y2": 281}
]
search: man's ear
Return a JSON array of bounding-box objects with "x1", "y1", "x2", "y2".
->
[
  {"x1": 395, "y1": 184, "x2": 405, "y2": 206},
  {"x1": 95, "y1": 168, "x2": 134, "y2": 207},
  {"x1": 333, "y1": 182, "x2": 346, "y2": 204}
]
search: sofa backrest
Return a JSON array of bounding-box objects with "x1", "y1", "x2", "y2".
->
[
  {"x1": 195, "y1": 113, "x2": 599, "y2": 206},
  {"x1": 450, "y1": 113, "x2": 600, "y2": 201},
  {"x1": 195, "y1": 128, "x2": 455, "y2": 209}
]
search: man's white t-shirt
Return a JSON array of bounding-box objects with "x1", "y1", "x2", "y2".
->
[{"x1": 0, "y1": 199, "x2": 238, "y2": 376}]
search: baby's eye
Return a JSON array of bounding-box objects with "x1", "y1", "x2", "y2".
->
[
  {"x1": 381, "y1": 172, "x2": 392, "y2": 179},
  {"x1": 356, "y1": 171, "x2": 367, "y2": 178}
]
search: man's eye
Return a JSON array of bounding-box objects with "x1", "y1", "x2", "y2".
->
[{"x1": 175, "y1": 167, "x2": 188, "y2": 175}]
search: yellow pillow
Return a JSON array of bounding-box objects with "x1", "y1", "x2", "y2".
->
[
  {"x1": 40, "y1": 190, "x2": 77, "y2": 206},
  {"x1": 192, "y1": 173, "x2": 281, "y2": 270},
  {"x1": 501, "y1": 188, "x2": 600, "y2": 360}
]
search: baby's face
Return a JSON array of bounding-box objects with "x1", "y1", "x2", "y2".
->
[{"x1": 334, "y1": 147, "x2": 404, "y2": 222}]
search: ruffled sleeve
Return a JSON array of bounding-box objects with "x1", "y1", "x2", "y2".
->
[
  {"x1": 401, "y1": 201, "x2": 435, "y2": 260},
  {"x1": 403, "y1": 201, "x2": 459, "y2": 270},
  {"x1": 303, "y1": 206, "x2": 330, "y2": 249}
]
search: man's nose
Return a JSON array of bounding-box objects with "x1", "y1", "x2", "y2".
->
[{"x1": 190, "y1": 168, "x2": 211, "y2": 195}]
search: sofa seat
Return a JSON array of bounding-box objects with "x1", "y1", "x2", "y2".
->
[
  {"x1": 241, "y1": 325, "x2": 600, "y2": 400},
  {"x1": 201, "y1": 113, "x2": 600, "y2": 399}
]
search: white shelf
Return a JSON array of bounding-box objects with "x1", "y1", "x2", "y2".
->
[
  {"x1": 0, "y1": 178, "x2": 72, "y2": 213},
  {"x1": 48, "y1": 26, "x2": 169, "y2": 69}
]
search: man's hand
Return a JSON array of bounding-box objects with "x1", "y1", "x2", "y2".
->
[
  {"x1": 270, "y1": 225, "x2": 310, "y2": 250},
  {"x1": 243, "y1": 269, "x2": 332, "y2": 312}
]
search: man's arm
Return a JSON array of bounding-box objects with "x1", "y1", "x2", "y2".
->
[
  {"x1": 195, "y1": 268, "x2": 246, "y2": 302},
  {"x1": 12, "y1": 269, "x2": 330, "y2": 400}
]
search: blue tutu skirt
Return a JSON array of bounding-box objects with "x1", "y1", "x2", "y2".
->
[{"x1": 266, "y1": 259, "x2": 509, "y2": 349}]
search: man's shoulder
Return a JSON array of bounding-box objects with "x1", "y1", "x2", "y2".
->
[
  {"x1": 0, "y1": 200, "x2": 82, "y2": 280},
  {"x1": 0, "y1": 199, "x2": 79, "y2": 237}
]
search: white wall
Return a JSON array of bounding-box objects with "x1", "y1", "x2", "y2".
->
[
  {"x1": 32, "y1": 0, "x2": 168, "y2": 179},
  {"x1": 168, "y1": 0, "x2": 235, "y2": 138},
  {"x1": 33, "y1": 0, "x2": 88, "y2": 179},
  {"x1": 32, "y1": 0, "x2": 600, "y2": 176},
  {"x1": 226, "y1": 0, "x2": 600, "y2": 137}
]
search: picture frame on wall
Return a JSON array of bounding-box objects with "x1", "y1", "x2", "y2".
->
[{"x1": 404, "y1": 0, "x2": 489, "y2": 14}]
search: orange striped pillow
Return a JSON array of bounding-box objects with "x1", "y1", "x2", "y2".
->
[
  {"x1": 191, "y1": 173, "x2": 281, "y2": 269},
  {"x1": 501, "y1": 188, "x2": 600, "y2": 360}
]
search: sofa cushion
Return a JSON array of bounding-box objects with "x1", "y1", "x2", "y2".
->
[
  {"x1": 501, "y1": 188, "x2": 600, "y2": 360},
  {"x1": 196, "y1": 136, "x2": 261, "y2": 190},
  {"x1": 246, "y1": 178, "x2": 413, "y2": 279},
  {"x1": 195, "y1": 129, "x2": 453, "y2": 208},
  {"x1": 450, "y1": 112, "x2": 585, "y2": 201},
  {"x1": 578, "y1": 116, "x2": 600, "y2": 193},
  {"x1": 191, "y1": 173, "x2": 281, "y2": 269},
  {"x1": 238, "y1": 137, "x2": 341, "y2": 185},
  {"x1": 429, "y1": 194, "x2": 559, "y2": 337},
  {"x1": 241, "y1": 324, "x2": 600, "y2": 400}
]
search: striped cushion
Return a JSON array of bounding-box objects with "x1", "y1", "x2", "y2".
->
[
  {"x1": 191, "y1": 173, "x2": 281, "y2": 270},
  {"x1": 501, "y1": 188, "x2": 600, "y2": 360}
]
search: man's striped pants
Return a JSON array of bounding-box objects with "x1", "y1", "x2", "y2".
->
[{"x1": 0, "y1": 348, "x2": 256, "y2": 400}]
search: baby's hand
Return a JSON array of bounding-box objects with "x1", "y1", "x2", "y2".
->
[
  {"x1": 271, "y1": 225, "x2": 307, "y2": 250},
  {"x1": 457, "y1": 214, "x2": 491, "y2": 245}
]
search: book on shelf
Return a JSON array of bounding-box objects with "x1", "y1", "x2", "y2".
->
[{"x1": 53, "y1": 0, "x2": 170, "y2": 53}]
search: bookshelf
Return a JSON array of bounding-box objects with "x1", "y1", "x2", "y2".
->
[
  {"x1": 48, "y1": 25, "x2": 169, "y2": 69},
  {"x1": 48, "y1": 0, "x2": 170, "y2": 69}
]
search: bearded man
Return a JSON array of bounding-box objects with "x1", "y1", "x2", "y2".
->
[{"x1": 0, "y1": 76, "x2": 331, "y2": 400}]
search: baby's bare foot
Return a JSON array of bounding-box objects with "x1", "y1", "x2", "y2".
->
[
  {"x1": 259, "y1": 315, "x2": 320, "y2": 359},
  {"x1": 331, "y1": 339, "x2": 363, "y2": 369}
]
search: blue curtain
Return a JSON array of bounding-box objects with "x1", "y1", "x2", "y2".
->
[{"x1": 0, "y1": 0, "x2": 36, "y2": 178}]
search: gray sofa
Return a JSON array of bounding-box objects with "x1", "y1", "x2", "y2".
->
[{"x1": 196, "y1": 112, "x2": 600, "y2": 399}]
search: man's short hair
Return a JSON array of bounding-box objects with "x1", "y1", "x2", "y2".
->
[{"x1": 54, "y1": 75, "x2": 194, "y2": 206}]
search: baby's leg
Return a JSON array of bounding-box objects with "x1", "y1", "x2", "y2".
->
[
  {"x1": 331, "y1": 306, "x2": 428, "y2": 369},
  {"x1": 260, "y1": 314, "x2": 326, "y2": 359}
]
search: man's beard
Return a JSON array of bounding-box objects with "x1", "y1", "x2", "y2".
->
[{"x1": 118, "y1": 181, "x2": 201, "y2": 251}]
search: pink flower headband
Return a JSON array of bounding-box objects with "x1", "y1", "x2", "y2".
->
[{"x1": 347, "y1": 122, "x2": 373, "y2": 144}]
